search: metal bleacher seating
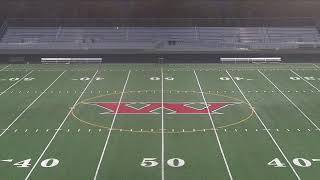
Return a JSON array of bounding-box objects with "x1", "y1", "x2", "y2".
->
[{"x1": 0, "y1": 26, "x2": 319, "y2": 51}]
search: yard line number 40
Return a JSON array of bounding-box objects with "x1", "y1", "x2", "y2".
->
[
  {"x1": 268, "y1": 157, "x2": 320, "y2": 168},
  {"x1": 6, "y1": 158, "x2": 59, "y2": 168}
]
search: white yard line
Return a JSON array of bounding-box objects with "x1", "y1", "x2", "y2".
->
[
  {"x1": 93, "y1": 70, "x2": 131, "y2": 180},
  {"x1": 226, "y1": 70, "x2": 301, "y2": 180},
  {"x1": 193, "y1": 70, "x2": 233, "y2": 180},
  {"x1": 0, "y1": 65, "x2": 10, "y2": 71},
  {"x1": 0, "y1": 71, "x2": 34, "y2": 96},
  {"x1": 312, "y1": 64, "x2": 320, "y2": 69},
  {"x1": 0, "y1": 71, "x2": 65, "y2": 137},
  {"x1": 161, "y1": 67, "x2": 165, "y2": 180},
  {"x1": 258, "y1": 70, "x2": 320, "y2": 130},
  {"x1": 25, "y1": 70, "x2": 98, "y2": 180},
  {"x1": 290, "y1": 70, "x2": 320, "y2": 92}
]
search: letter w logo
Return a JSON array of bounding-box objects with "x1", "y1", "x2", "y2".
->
[{"x1": 91, "y1": 102, "x2": 240, "y2": 114}]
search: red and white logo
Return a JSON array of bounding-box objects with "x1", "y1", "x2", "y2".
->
[{"x1": 90, "y1": 102, "x2": 241, "y2": 114}]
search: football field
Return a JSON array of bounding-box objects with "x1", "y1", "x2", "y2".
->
[{"x1": 1, "y1": 63, "x2": 320, "y2": 180}]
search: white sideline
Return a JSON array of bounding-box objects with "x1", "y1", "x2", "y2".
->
[
  {"x1": 0, "y1": 71, "x2": 65, "y2": 137},
  {"x1": 193, "y1": 70, "x2": 234, "y2": 180},
  {"x1": 0, "y1": 71, "x2": 33, "y2": 96},
  {"x1": 0, "y1": 65, "x2": 10, "y2": 71},
  {"x1": 258, "y1": 70, "x2": 320, "y2": 130},
  {"x1": 161, "y1": 67, "x2": 165, "y2": 180},
  {"x1": 24, "y1": 70, "x2": 98, "y2": 180},
  {"x1": 93, "y1": 70, "x2": 131, "y2": 180},
  {"x1": 290, "y1": 70, "x2": 320, "y2": 92},
  {"x1": 226, "y1": 70, "x2": 301, "y2": 180}
]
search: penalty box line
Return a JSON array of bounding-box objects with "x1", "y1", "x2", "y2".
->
[
  {"x1": 193, "y1": 70, "x2": 234, "y2": 180},
  {"x1": 0, "y1": 71, "x2": 65, "y2": 137},
  {"x1": 24, "y1": 70, "x2": 99, "y2": 180},
  {"x1": 226, "y1": 70, "x2": 302, "y2": 180},
  {"x1": 258, "y1": 70, "x2": 320, "y2": 130}
]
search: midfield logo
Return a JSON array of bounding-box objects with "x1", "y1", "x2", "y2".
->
[{"x1": 91, "y1": 102, "x2": 241, "y2": 114}]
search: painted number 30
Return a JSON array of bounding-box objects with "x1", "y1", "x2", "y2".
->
[{"x1": 141, "y1": 158, "x2": 185, "y2": 168}]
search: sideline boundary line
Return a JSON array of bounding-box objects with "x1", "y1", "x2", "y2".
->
[
  {"x1": 194, "y1": 70, "x2": 234, "y2": 180},
  {"x1": 258, "y1": 70, "x2": 320, "y2": 130},
  {"x1": 93, "y1": 70, "x2": 131, "y2": 180},
  {"x1": 0, "y1": 71, "x2": 65, "y2": 137},
  {"x1": 226, "y1": 70, "x2": 301, "y2": 180},
  {"x1": 0, "y1": 71, "x2": 33, "y2": 96},
  {"x1": 290, "y1": 70, "x2": 320, "y2": 92},
  {"x1": 24, "y1": 70, "x2": 99, "y2": 180}
]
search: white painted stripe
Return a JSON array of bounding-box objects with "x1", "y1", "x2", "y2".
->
[
  {"x1": 0, "y1": 65, "x2": 10, "y2": 71},
  {"x1": 24, "y1": 70, "x2": 98, "y2": 180},
  {"x1": 0, "y1": 71, "x2": 34, "y2": 96},
  {"x1": 93, "y1": 70, "x2": 131, "y2": 180},
  {"x1": 312, "y1": 64, "x2": 320, "y2": 69},
  {"x1": 0, "y1": 71, "x2": 65, "y2": 137},
  {"x1": 258, "y1": 70, "x2": 320, "y2": 130},
  {"x1": 290, "y1": 70, "x2": 320, "y2": 92},
  {"x1": 226, "y1": 70, "x2": 301, "y2": 180},
  {"x1": 41, "y1": 58, "x2": 102, "y2": 61},
  {"x1": 193, "y1": 70, "x2": 233, "y2": 180},
  {"x1": 161, "y1": 67, "x2": 165, "y2": 180}
]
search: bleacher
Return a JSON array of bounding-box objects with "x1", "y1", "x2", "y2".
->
[
  {"x1": 0, "y1": 25, "x2": 320, "y2": 51},
  {"x1": 1, "y1": 26, "x2": 319, "y2": 44}
]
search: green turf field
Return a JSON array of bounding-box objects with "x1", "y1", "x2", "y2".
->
[{"x1": 0, "y1": 63, "x2": 320, "y2": 180}]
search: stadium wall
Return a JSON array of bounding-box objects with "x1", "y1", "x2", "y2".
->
[{"x1": 1, "y1": 50, "x2": 320, "y2": 64}]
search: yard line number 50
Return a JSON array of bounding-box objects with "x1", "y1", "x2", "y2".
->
[{"x1": 141, "y1": 158, "x2": 185, "y2": 168}]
